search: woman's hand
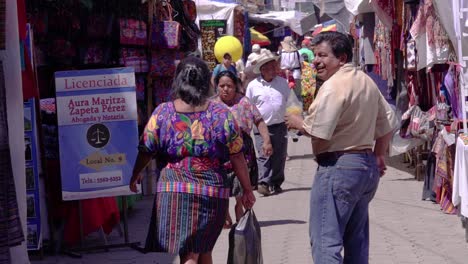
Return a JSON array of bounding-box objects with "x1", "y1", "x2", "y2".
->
[
  {"x1": 262, "y1": 141, "x2": 273, "y2": 156},
  {"x1": 241, "y1": 189, "x2": 256, "y2": 209},
  {"x1": 129, "y1": 173, "x2": 142, "y2": 193}
]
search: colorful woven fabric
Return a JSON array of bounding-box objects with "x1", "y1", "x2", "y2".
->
[
  {"x1": 433, "y1": 136, "x2": 458, "y2": 215},
  {"x1": 140, "y1": 101, "x2": 243, "y2": 166},
  {"x1": 145, "y1": 191, "x2": 227, "y2": 254},
  {"x1": 141, "y1": 101, "x2": 243, "y2": 253},
  {"x1": 0, "y1": 61, "x2": 24, "y2": 263},
  {"x1": 0, "y1": 0, "x2": 5, "y2": 50},
  {"x1": 156, "y1": 181, "x2": 230, "y2": 199}
]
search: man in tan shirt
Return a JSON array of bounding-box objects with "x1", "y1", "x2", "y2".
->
[{"x1": 285, "y1": 32, "x2": 397, "y2": 264}]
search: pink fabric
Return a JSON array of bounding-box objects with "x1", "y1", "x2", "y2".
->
[
  {"x1": 410, "y1": 0, "x2": 449, "y2": 49},
  {"x1": 372, "y1": 0, "x2": 394, "y2": 28},
  {"x1": 410, "y1": 1, "x2": 425, "y2": 38}
]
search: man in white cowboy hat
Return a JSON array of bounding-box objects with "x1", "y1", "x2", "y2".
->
[
  {"x1": 246, "y1": 44, "x2": 261, "y2": 68},
  {"x1": 280, "y1": 36, "x2": 303, "y2": 102},
  {"x1": 245, "y1": 49, "x2": 290, "y2": 196},
  {"x1": 241, "y1": 45, "x2": 264, "y2": 91},
  {"x1": 236, "y1": 44, "x2": 263, "y2": 92}
]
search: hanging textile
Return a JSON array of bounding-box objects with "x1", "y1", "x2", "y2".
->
[
  {"x1": 374, "y1": 18, "x2": 394, "y2": 88},
  {"x1": 410, "y1": 0, "x2": 451, "y2": 69},
  {"x1": 444, "y1": 65, "x2": 462, "y2": 119},
  {"x1": 359, "y1": 12, "x2": 376, "y2": 65},
  {"x1": 432, "y1": 132, "x2": 457, "y2": 214},
  {"x1": 0, "y1": 0, "x2": 5, "y2": 50},
  {"x1": 0, "y1": 62, "x2": 25, "y2": 264},
  {"x1": 372, "y1": 0, "x2": 394, "y2": 28}
]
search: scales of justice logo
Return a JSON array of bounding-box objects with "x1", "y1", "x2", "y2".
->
[{"x1": 86, "y1": 124, "x2": 110, "y2": 148}]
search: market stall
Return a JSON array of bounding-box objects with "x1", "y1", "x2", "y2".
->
[
  {"x1": 342, "y1": 0, "x2": 468, "y2": 241},
  {"x1": 12, "y1": 0, "x2": 201, "y2": 257},
  {"x1": 1, "y1": 0, "x2": 29, "y2": 262}
]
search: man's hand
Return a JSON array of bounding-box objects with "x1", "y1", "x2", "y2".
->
[
  {"x1": 262, "y1": 141, "x2": 273, "y2": 156},
  {"x1": 285, "y1": 113, "x2": 304, "y2": 131},
  {"x1": 375, "y1": 154, "x2": 387, "y2": 177}
]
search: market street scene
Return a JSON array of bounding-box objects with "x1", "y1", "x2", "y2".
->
[
  {"x1": 2, "y1": 0, "x2": 468, "y2": 264},
  {"x1": 29, "y1": 137, "x2": 468, "y2": 264}
]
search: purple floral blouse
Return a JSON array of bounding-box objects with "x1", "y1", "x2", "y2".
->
[
  {"x1": 212, "y1": 95, "x2": 262, "y2": 135},
  {"x1": 138, "y1": 101, "x2": 244, "y2": 197}
]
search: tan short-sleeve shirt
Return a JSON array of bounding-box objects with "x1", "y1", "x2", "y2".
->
[{"x1": 303, "y1": 64, "x2": 397, "y2": 155}]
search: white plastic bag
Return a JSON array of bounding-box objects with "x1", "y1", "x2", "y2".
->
[
  {"x1": 285, "y1": 91, "x2": 303, "y2": 115},
  {"x1": 227, "y1": 209, "x2": 263, "y2": 264},
  {"x1": 285, "y1": 92, "x2": 303, "y2": 140}
]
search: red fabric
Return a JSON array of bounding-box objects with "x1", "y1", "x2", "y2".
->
[
  {"x1": 22, "y1": 49, "x2": 38, "y2": 100},
  {"x1": 17, "y1": 0, "x2": 39, "y2": 99},
  {"x1": 45, "y1": 161, "x2": 121, "y2": 245},
  {"x1": 17, "y1": 0, "x2": 26, "y2": 40},
  {"x1": 63, "y1": 197, "x2": 120, "y2": 245}
]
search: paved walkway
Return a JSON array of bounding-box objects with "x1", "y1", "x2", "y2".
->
[{"x1": 33, "y1": 137, "x2": 468, "y2": 263}]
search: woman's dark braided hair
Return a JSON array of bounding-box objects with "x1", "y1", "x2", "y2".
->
[{"x1": 172, "y1": 57, "x2": 211, "y2": 106}]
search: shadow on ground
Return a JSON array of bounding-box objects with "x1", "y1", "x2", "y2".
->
[
  {"x1": 390, "y1": 177, "x2": 417, "y2": 182},
  {"x1": 287, "y1": 154, "x2": 316, "y2": 161},
  {"x1": 386, "y1": 154, "x2": 416, "y2": 175},
  {"x1": 259, "y1": 219, "x2": 307, "y2": 227},
  {"x1": 281, "y1": 187, "x2": 311, "y2": 193}
]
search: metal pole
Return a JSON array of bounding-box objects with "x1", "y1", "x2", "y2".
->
[
  {"x1": 122, "y1": 196, "x2": 129, "y2": 244},
  {"x1": 78, "y1": 201, "x2": 84, "y2": 249}
]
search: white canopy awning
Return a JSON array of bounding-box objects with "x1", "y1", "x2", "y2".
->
[
  {"x1": 195, "y1": 0, "x2": 239, "y2": 35},
  {"x1": 249, "y1": 10, "x2": 317, "y2": 36},
  {"x1": 304, "y1": 0, "x2": 373, "y2": 32}
]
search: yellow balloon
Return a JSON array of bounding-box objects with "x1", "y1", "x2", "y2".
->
[{"x1": 214, "y1": 36, "x2": 243, "y2": 63}]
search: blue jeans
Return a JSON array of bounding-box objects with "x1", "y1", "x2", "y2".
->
[{"x1": 309, "y1": 152, "x2": 380, "y2": 264}]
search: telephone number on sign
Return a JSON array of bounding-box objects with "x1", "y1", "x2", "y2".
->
[
  {"x1": 79, "y1": 170, "x2": 123, "y2": 189},
  {"x1": 81, "y1": 176, "x2": 122, "y2": 184}
]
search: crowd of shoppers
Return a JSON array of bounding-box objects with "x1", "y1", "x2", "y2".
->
[{"x1": 131, "y1": 31, "x2": 396, "y2": 264}]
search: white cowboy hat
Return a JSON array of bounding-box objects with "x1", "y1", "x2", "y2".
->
[
  {"x1": 280, "y1": 36, "x2": 298, "y2": 52},
  {"x1": 244, "y1": 52, "x2": 261, "y2": 74},
  {"x1": 251, "y1": 44, "x2": 261, "y2": 53},
  {"x1": 252, "y1": 49, "x2": 279, "y2": 74}
]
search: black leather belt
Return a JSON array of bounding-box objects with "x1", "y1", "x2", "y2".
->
[
  {"x1": 267, "y1": 122, "x2": 285, "y2": 128},
  {"x1": 315, "y1": 149, "x2": 373, "y2": 165}
]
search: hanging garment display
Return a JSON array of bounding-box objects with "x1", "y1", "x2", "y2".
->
[
  {"x1": 410, "y1": 0, "x2": 451, "y2": 69},
  {"x1": 153, "y1": 77, "x2": 173, "y2": 107},
  {"x1": 119, "y1": 19, "x2": 147, "y2": 46},
  {"x1": 444, "y1": 65, "x2": 462, "y2": 119},
  {"x1": 0, "y1": 0, "x2": 5, "y2": 50},
  {"x1": 372, "y1": 0, "x2": 394, "y2": 28},
  {"x1": 374, "y1": 18, "x2": 394, "y2": 88},
  {"x1": 0, "y1": 62, "x2": 25, "y2": 263},
  {"x1": 432, "y1": 132, "x2": 457, "y2": 214},
  {"x1": 151, "y1": 2, "x2": 181, "y2": 50}
]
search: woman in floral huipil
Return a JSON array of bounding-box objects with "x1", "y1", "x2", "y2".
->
[
  {"x1": 212, "y1": 70, "x2": 272, "y2": 225},
  {"x1": 130, "y1": 57, "x2": 255, "y2": 264}
]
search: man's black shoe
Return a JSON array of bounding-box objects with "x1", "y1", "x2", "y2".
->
[
  {"x1": 272, "y1": 185, "x2": 283, "y2": 194},
  {"x1": 257, "y1": 183, "x2": 272, "y2": 196}
]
